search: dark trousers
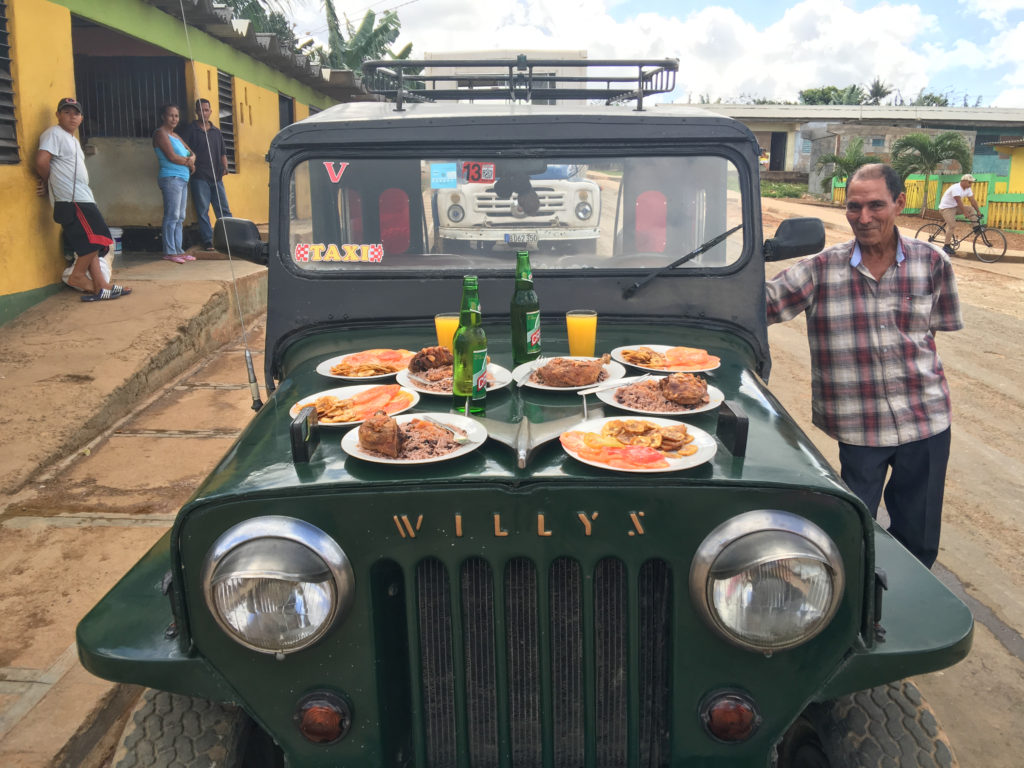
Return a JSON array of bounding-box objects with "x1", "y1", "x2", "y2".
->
[{"x1": 838, "y1": 428, "x2": 951, "y2": 569}]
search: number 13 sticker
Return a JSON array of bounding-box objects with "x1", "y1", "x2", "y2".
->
[{"x1": 462, "y1": 161, "x2": 495, "y2": 183}]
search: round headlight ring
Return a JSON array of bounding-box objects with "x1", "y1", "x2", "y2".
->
[
  {"x1": 447, "y1": 204, "x2": 465, "y2": 223},
  {"x1": 202, "y1": 516, "x2": 354, "y2": 655},
  {"x1": 689, "y1": 511, "x2": 844, "y2": 653},
  {"x1": 575, "y1": 201, "x2": 594, "y2": 220}
]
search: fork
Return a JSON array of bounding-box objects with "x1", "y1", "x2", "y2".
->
[
  {"x1": 420, "y1": 415, "x2": 471, "y2": 445},
  {"x1": 514, "y1": 355, "x2": 548, "y2": 385}
]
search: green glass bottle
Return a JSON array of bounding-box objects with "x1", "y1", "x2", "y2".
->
[
  {"x1": 509, "y1": 250, "x2": 541, "y2": 365},
  {"x1": 452, "y1": 275, "x2": 488, "y2": 414}
]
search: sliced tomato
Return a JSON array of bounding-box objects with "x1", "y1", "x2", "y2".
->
[{"x1": 562, "y1": 431, "x2": 668, "y2": 469}]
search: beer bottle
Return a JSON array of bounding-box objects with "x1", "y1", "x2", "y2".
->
[
  {"x1": 509, "y1": 250, "x2": 541, "y2": 365},
  {"x1": 452, "y1": 275, "x2": 488, "y2": 414}
]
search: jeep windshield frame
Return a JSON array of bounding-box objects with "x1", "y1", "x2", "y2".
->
[{"x1": 264, "y1": 102, "x2": 769, "y2": 388}]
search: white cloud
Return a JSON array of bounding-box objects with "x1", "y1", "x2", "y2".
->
[
  {"x1": 960, "y1": 0, "x2": 1024, "y2": 26},
  {"x1": 987, "y1": 21, "x2": 1024, "y2": 105},
  {"x1": 282, "y1": 0, "x2": 1024, "y2": 107}
]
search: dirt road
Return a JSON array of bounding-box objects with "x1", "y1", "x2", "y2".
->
[{"x1": 764, "y1": 210, "x2": 1024, "y2": 765}]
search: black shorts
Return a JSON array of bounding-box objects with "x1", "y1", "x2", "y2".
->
[{"x1": 53, "y1": 202, "x2": 113, "y2": 257}]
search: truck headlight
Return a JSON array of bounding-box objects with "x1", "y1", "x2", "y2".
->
[
  {"x1": 447, "y1": 204, "x2": 465, "y2": 223},
  {"x1": 575, "y1": 201, "x2": 593, "y2": 220},
  {"x1": 202, "y1": 517, "x2": 354, "y2": 655},
  {"x1": 690, "y1": 511, "x2": 843, "y2": 652}
]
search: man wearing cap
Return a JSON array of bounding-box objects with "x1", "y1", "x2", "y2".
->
[
  {"x1": 937, "y1": 173, "x2": 981, "y2": 256},
  {"x1": 35, "y1": 98, "x2": 130, "y2": 301}
]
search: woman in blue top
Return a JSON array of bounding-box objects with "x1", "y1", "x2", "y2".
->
[{"x1": 153, "y1": 104, "x2": 195, "y2": 263}]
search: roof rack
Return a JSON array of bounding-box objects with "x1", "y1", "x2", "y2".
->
[{"x1": 362, "y1": 55, "x2": 679, "y2": 112}]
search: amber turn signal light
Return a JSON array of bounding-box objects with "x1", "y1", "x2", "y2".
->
[
  {"x1": 295, "y1": 692, "x2": 352, "y2": 744},
  {"x1": 700, "y1": 690, "x2": 761, "y2": 742}
]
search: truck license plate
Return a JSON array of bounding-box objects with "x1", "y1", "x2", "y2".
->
[{"x1": 504, "y1": 232, "x2": 538, "y2": 244}]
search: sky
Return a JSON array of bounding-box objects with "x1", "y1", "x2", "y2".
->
[{"x1": 278, "y1": 0, "x2": 1024, "y2": 108}]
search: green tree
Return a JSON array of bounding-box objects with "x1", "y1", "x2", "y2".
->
[
  {"x1": 910, "y1": 89, "x2": 949, "y2": 107},
  {"x1": 227, "y1": 0, "x2": 297, "y2": 49},
  {"x1": 890, "y1": 132, "x2": 973, "y2": 214},
  {"x1": 813, "y1": 137, "x2": 875, "y2": 194},
  {"x1": 316, "y1": 1, "x2": 412, "y2": 70},
  {"x1": 865, "y1": 77, "x2": 892, "y2": 105},
  {"x1": 799, "y1": 86, "x2": 842, "y2": 105}
]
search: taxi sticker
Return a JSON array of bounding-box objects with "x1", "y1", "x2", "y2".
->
[
  {"x1": 430, "y1": 162, "x2": 458, "y2": 189},
  {"x1": 294, "y1": 243, "x2": 384, "y2": 263},
  {"x1": 322, "y1": 161, "x2": 349, "y2": 183}
]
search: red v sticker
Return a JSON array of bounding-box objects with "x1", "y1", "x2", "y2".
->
[{"x1": 323, "y1": 161, "x2": 349, "y2": 183}]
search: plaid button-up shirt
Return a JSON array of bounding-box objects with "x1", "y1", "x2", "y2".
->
[{"x1": 766, "y1": 232, "x2": 963, "y2": 447}]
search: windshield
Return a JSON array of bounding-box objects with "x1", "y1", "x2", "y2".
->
[{"x1": 288, "y1": 155, "x2": 744, "y2": 272}]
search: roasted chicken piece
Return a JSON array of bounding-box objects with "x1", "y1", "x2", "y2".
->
[
  {"x1": 408, "y1": 345, "x2": 454, "y2": 372},
  {"x1": 535, "y1": 354, "x2": 610, "y2": 387},
  {"x1": 659, "y1": 373, "x2": 708, "y2": 406},
  {"x1": 358, "y1": 410, "x2": 402, "y2": 457}
]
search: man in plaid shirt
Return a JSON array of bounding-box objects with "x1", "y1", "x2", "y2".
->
[{"x1": 766, "y1": 164, "x2": 963, "y2": 568}]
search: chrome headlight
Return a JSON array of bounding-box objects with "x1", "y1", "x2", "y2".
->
[
  {"x1": 575, "y1": 201, "x2": 594, "y2": 220},
  {"x1": 447, "y1": 204, "x2": 465, "y2": 223},
  {"x1": 690, "y1": 511, "x2": 844, "y2": 652},
  {"x1": 202, "y1": 517, "x2": 354, "y2": 655}
]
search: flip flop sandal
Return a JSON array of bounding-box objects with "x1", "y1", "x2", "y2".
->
[
  {"x1": 109, "y1": 284, "x2": 132, "y2": 297},
  {"x1": 179, "y1": 252, "x2": 197, "y2": 261},
  {"x1": 81, "y1": 289, "x2": 121, "y2": 302},
  {"x1": 162, "y1": 254, "x2": 186, "y2": 264}
]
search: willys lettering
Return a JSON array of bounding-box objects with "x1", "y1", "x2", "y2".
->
[{"x1": 391, "y1": 510, "x2": 646, "y2": 539}]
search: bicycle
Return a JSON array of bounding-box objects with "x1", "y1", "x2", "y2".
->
[{"x1": 915, "y1": 214, "x2": 1007, "y2": 263}]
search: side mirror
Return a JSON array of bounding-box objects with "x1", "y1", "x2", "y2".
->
[
  {"x1": 763, "y1": 217, "x2": 826, "y2": 262},
  {"x1": 213, "y1": 217, "x2": 267, "y2": 264}
]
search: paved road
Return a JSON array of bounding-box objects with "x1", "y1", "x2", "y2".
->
[{"x1": 0, "y1": 320, "x2": 267, "y2": 767}]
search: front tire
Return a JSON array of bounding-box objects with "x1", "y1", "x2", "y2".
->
[
  {"x1": 973, "y1": 228, "x2": 1007, "y2": 263},
  {"x1": 776, "y1": 680, "x2": 957, "y2": 768},
  {"x1": 112, "y1": 688, "x2": 283, "y2": 768}
]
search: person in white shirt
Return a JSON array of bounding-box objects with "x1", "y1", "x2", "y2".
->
[
  {"x1": 36, "y1": 97, "x2": 131, "y2": 301},
  {"x1": 937, "y1": 173, "x2": 981, "y2": 255}
]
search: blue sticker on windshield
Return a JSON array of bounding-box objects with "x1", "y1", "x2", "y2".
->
[{"x1": 430, "y1": 163, "x2": 458, "y2": 189}]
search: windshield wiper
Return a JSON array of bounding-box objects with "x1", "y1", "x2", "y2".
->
[{"x1": 622, "y1": 224, "x2": 743, "y2": 299}]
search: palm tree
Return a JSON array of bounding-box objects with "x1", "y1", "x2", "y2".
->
[
  {"x1": 890, "y1": 132, "x2": 973, "y2": 214},
  {"x1": 865, "y1": 77, "x2": 892, "y2": 106},
  {"x1": 814, "y1": 137, "x2": 874, "y2": 195}
]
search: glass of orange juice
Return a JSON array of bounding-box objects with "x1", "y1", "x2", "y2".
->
[
  {"x1": 565, "y1": 309, "x2": 598, "y2": 357},
  {"x1": 434, "y1": 312, "x2": 461, "y2": 352}
]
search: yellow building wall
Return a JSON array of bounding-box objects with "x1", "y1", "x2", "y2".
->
[
  {"x1": 221, "y1": 76, "x2": 281, "y2": 225},
  {"x1": 1008, "y1": 147, "x2": 1024, "y2": 193},
  {"x1": 1, "y1": 0, "x2": 75, "y2": 297}
]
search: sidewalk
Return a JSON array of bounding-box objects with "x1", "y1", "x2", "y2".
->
[
  {"x1": 0, "y1": 253, "x2": 267, "y2": 497},
  {"x1": 0, "y1": 252, "x2": 267, "y2": 767}
]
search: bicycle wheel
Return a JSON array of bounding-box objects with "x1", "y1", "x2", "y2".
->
[
  {"x1": 973, "y1": 227, "x2": 1007, "y2": 263},
  {"x1": 915, "y1": 222, "x2": 944, "y2": 245}
]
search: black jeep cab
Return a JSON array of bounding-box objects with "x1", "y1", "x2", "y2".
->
[{"x1": 78, "y1": 58, "x2": 972, "y2": 767}]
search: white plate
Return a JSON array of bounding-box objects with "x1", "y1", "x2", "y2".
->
[
  {"x1": 289, "y1": 384, "x2": 419, "y2": 427},
  {"x1": 511, "y1": 357, "x2": 627, "y2": 391},
  {"x1": 560, "y1": 415, "x2": 717, "y2": 473},
  {"x1": 341, "y1": 412, "x2": 488, "y2": 464},
  {"x1": 315, "y1": 349, "x2": 416, "y2": 381},
  {"x1": 610, "y1": 344, "x2": 721, "y2": 374},
  {"x1": 595, "y1": 377, "x2": 725, "y2": 416},
  {"x1": 396, "y1": 364, "x2": 513, "y2": 396}
]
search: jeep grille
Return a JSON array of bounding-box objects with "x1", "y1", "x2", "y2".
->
[{"x1": 408, "y1": 556, "x2": 672, "y2": 768}]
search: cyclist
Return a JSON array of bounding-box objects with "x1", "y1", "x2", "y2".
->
[{"x1": 937, "y1": 173, "x2": 981, "y2": 255}]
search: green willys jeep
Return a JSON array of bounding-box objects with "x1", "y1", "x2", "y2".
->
[{"x1": 77, "y1": 58, "x2": 973, "y2": 767}]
